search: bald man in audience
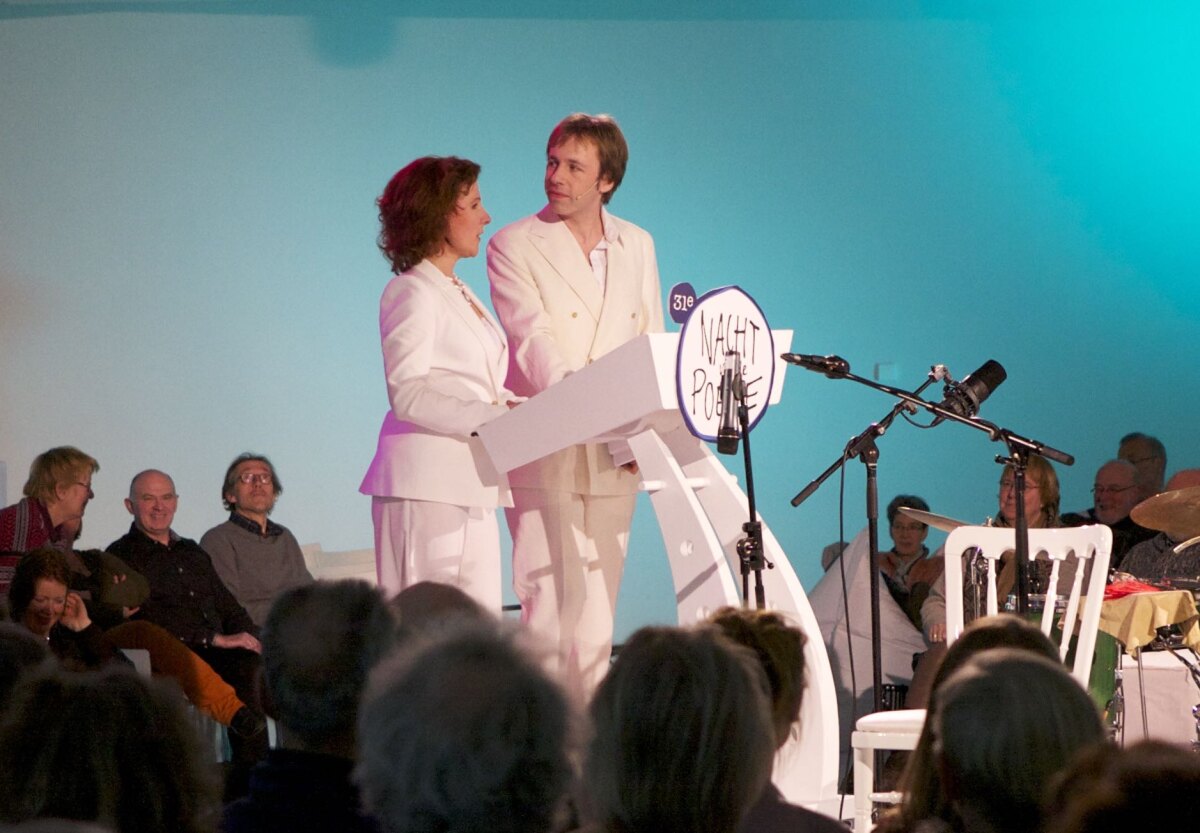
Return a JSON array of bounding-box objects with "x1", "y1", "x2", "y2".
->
[
  {"x1": 107, "y1": 469, "x2": 268, "y2": 793},
  {"x1": 1062, "y1": 459, "x2": 1155, "y2": 569},
  {"x1": 1118, "y1": 469, "x2": 1200, "y2": 585}
]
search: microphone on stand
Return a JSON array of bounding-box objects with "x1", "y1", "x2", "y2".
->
[
  {"x1": 931, "y1": 359, "x2": 1007, "y2": 424},
  {"x1": 780, "y1": 353, "x2": 850, "y2": 377},
  {"x1": 716, "y1": 350, "x2": 741, "y2": 455}
]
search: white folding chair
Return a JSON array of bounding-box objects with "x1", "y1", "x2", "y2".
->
[{"x1": 850, "y1": 524, "x2": 1112, "y2": 831}]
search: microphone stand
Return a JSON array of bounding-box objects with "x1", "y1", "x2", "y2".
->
[
  {"x1": 733, "y1": 374, "x2": 773, "y2": 608},
  {"x1": 791, "y1": 373, "x2": 939, "y2": 711},
  {"x1": 997, "y1": 443, "x2": 1033, "y2": 613},
  {"x1": 785, "y1": 359, "x2": 1073, "y2": 707}
]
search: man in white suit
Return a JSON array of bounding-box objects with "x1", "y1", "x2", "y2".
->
[{"x1": 488, "y1": 113, "x2": 664, "y2": 695}]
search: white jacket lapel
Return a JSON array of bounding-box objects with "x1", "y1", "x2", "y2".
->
[
  {"x1": 412, "y1": 261, "x2": 507, "y2": 399},
  {"x1": 528, "y1": 209, "x2": 604, "y2": 320}
]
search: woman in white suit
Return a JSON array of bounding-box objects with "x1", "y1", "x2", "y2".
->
[{"x1": 360, "y1": 156, "x2": 516, "y2": 609}]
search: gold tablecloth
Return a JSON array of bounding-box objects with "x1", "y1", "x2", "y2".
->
[{"x1": 1098, "y1": 590, "x2": 1200, "y2": 654}]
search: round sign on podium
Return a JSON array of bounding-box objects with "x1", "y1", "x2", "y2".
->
[{"x1": 675, "y1": 285, "x2": 775, "y2": 443}]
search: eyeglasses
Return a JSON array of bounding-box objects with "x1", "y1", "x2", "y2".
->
[
  {"x1": 999, "y1": 481, "x2": 1040, "y2": 491},
  {"x1": 1122, "y1": 454, "x2": 1161, "y2": 465},
  {"x1": 237, "y1": 472, "x2": 273, "y2": 486},
  {"x1": 75, "y1": 481, "x2": 95, "y2": 497},
  {"x1": 1092, "y1": 484, "x2": 1135, "y2": 496},
  {"x1": 891, "y1": 522, "x2": 927, "y2": 532}
]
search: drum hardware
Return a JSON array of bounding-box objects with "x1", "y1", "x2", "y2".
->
[
  {"x1": 966, "y1": 548, "x2": 989, "y2": 623},
  {"x1": 1108, "y1": 666, "x2": 1125, "y2": 744},
  {"x1": 897, "y1": 506, "x2": 969, "y2": 533},
  {"x1": 1147, "y1": 625, "x2": 1200, "y2": 751},
  {"x1": 1130, "y1": 485, "x2": 1200, "y2": 542},
  {"x1": 1193, "y1": 703, "x2": 1199, "y2": 752}
]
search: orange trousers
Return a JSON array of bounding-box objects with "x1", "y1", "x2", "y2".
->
[{"x1": 103, "y1": 620, "x2": 245, "y2": 725}]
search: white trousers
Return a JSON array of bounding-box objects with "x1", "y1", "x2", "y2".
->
[
  {"x1": 371, "y1": 496, "x2": 502, "y2": 614},
  {"x1": 506, "y1": 487, "x2": 636, "y2": 698}
]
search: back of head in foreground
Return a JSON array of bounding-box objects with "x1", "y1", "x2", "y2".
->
[
  {"x1": 931, "y1": 649, "x2": 1105, "y2": 833},
  {"x1": 0, "y1": 665, "x2": 217, "y2": 833},
  {"x1": 388, "y1": 580, "x2": 492, "y2": 645},
  {"x1": 882, "y1": 615, "x2": 1062, "y2": 833},
  {"x1": 355, "y1": 622, "x2": 571, "y2": 833},
  {"x1": 708, "y1": 606, "x2": 807, "y2": 750},
  {"x1": 584, "y1": 625, "x2": 776, "y2": 833},
  {"x1": 261, "y1": 578, "x2": 395, "y2": 754},
  {"x1": 1043, "y1": 739, "x2": 1200, "y2": 833}
]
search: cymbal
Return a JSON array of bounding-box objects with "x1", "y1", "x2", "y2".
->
[
  {"x1": 898, "y1": 506, "x2": 969, "y2": 533},
  {"x1": 1131, "y1": 486, "x2": 1200, "y2": 541}
]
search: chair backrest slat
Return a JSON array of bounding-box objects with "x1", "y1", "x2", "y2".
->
[{"x1": 942, "y1": 525, "x2": 1112, "y2": 688}]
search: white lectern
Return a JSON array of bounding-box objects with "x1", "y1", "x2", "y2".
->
[{"x1": 477, "y1": 332, "x2": 840, "y2": 809}]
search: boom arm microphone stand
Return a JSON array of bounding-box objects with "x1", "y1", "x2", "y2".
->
[
  {"x1": 783, "y1": 355, "x2": 1073, "y2": 710},
  {"x1": 790, "y1": 366, "x2": 941, "y2": 711}
]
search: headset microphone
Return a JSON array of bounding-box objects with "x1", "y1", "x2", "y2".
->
[{"x1": 572, "y1": 180, "x2": 600, "y2": 201}]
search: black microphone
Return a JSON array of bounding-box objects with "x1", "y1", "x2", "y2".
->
[
  {"x1": 932, "y1": 359, "x2": 1007, "y2": 423},
  {"x1": 780, "y1": 353, "x2": 850, "y2": 377},
  {"x1": 716, "y1": 350, "x2": 741, "y2": 455}
]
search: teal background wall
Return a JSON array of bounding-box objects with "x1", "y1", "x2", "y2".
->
[{"x1": 2, "y1": 2, "x2": 1196, "y2": 641}]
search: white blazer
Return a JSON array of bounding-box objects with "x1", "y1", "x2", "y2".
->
[
  {"x1": 360, "y1": 259, "x2": 514, "y2": 508},
  {"x1": 487, "y1": 206, "x2": 664, "y2": 495}
]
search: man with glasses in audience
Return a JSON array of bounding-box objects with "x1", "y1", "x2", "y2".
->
[
  {"x1": 200, "y1": 453, "x2": 313, "y2": 628},
  {"x1": 0, "y1": 446, "x2": 97, "y2": 554},
  {"x1": 879, "y1": 494, "x2": 943, "y2": 632},
  {"x1": 1062, "y1": 459, "x2": 1154, "y2": 569}
]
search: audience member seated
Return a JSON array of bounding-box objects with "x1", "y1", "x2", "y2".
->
[
  {"x1": 1061, "y1": 459, "x2": 1154, "y2": 569},
  {"x1": 0, "y1": 665, "x2": 218, "y2": 833},
  {"x1": 1118, "y1": 432, "x2": 1167, "y2": 502},
  {"x1": 1119, "y1": 468, "x2": 1200, "y2": 584},
  {"x1": 709, "y1": 607, "x2": 848, "y2": 833},
  {"x1": 0, "y1": 448, "x2": 97, "y2": 557},
  {"x1": 222, "y1": 580, "x2": 394, "y2": 833},
  {"x1": 922, "y1": 650, "x2": 1105, "y2": 833},
  {"x1": 0, "y1": 449, "x2": 150, "y2": 628},
  {"x1": 200, "y1": 454, "x2": 313, "y2": 628},
  {"x1": 582, "y1": 625, "x2": 775, "y2": 833},
  {"x1": 880, "y1": 495, "x2": 943, "y2": 632},
  {"x1": 876, "y1": 614, "x2": 1062, "y2": 833},
  {"x1": 0, "y1": 453, "x2": 252, "y2": 731},
  {"x1": 1042, "y1": 739, "x2": 1200, "y2": 833},
  {"x1": 9, "y1": 548, "x2": 114, "y2": 671},
  {"x1": 106, "y1": 469, "x2": 268, "y2": 793},
  {"x1": 0, "y1": 622, "x2": 50, "y2": 712},
  {"x1": 7, "y1": 548, "x2": 260, "y2": 737},
  {"x1": 356, "y1": 624, "x2": 571, "y2": 833},
  {"x1": 921, "y1": 456, "x2": 1071, "y2": 646}
]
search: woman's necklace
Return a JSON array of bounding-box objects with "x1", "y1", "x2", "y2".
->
[{"x1": 448, "y1": 274, "x2": 487, "y2": 321}]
